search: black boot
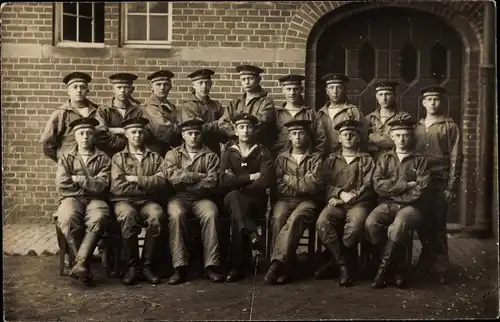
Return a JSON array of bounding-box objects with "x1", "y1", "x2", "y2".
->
[
  {"x1": 122, "y1": 236, "x2": 140, "y2": 285},
  {"x1": 65, "y1": 235, "x2": 80, "y2": 271},
  {"x1": 393, "y1": 246, "x2": 406, "y2": 288},
  {"x1": 169, "y1": 266, "x2": 187, "y2": 285},
  {"x1": 205, "y1": 266, "x2": 224, "y2": 283},
  {"x1": 264, "y1": 260, "x2": 282, "y2": 285},
  {"x1": 316, "y1": 241, "x2": 351, "y2": 286},
  {"x1": 142, "y1": 235, "x2": 160, "y2": 284},
  {"x1": 358, "y1": 241, "x2": 371, "y2": 279},
  {"x1": 372, "y1": 240, "x2": 397, "y2": 289},
  {"x1": 69, "y1": 232, "x2": 101, "y2": 284},
  {"x1": 276, "y1": 262, "x2": 291, "y2": 285},
  {"x1": 368, "y1": 243, "x2": 382, "y2": 279}
]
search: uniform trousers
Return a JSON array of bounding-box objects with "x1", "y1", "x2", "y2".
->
[{"x1": 166, "y1": 196, "x2": 220, "y2": 269}]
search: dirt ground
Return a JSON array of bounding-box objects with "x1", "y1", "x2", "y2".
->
[{"x1": 3, "y1": 243, "x2": 499, "y2": 321}]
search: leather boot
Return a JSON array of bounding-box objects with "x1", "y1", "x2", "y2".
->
[
  {"x1": 264, "y1": 260, "x2": 282, "y2": 285},
  {"x1": 205, "y1": 266, "x2": 224, "y2": 283},
  {"x1": 336, "y1": 244, "x2": 352, "y2": 287},
  {"x1": 315, "y1": 241, "x2": 351, "y2": 286},
  {"x1": 393, "y1": 246, "x2": 406, "y2": 288},
  {"x1": 368, "y1": 243, "x2": 382, "y2": 279},
  {"x1": 142, "y1": 235, "x2": 160, "y2": 284},
  {"x1": 169, "y1": 266, "x2": 187, "y2": 285},
  {"x1": 276, "y1": 261, "x2": 291, "y2": 285},
  {"x1": 122, "y1": 236, "x2": 140, "y2": 285},
  {"x1": 226, "y1": 268, "x2": 244, "y2": 282},
  {"x1": 358, "y1": 241, "x2": 371, "y2": 279},
  {"x1": 69, "y1": 232, "x2": 101, "y2": 284},
  {"x1": 372, "y1": 240, "x2": 397, "y2": 289},
  {"x1": 65, "y1": 235, "x2": 80, "y2": 271}
]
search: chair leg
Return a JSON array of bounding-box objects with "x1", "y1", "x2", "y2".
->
[
  {"x1": 55, "y1": 226, "x2": 67, "y2": 276},
  {"x1": 308, "y1": 225, "x2": 316, "y2": 265}
]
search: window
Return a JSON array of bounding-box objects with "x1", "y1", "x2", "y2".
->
[
  {"x1": 122, "y1": 2, "x2": 173, "y2": 47},
  {"x1": 55, "y1": 2, "x2": 105, "y2": 47}
]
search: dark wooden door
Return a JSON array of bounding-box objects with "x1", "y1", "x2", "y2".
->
[{"x1": 315, "y1": 8, "x2": 464, "y2": 223}]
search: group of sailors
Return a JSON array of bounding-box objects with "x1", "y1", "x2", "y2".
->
[{"x1": 40, "y1": 65, "x2": 461, "y2": 289}]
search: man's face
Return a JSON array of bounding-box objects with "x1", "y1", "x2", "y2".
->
[
  {"x1": 151, "y1": 80, "x2": 171, "y2": 99},
  {"x1": 326, "y1": 83, "x2": 345, "y2": 103},
  {"x1": 422, "y1": 95, "x2": 441, "y2": 115},
  {"x1": 289, "y1": 129, "x2": 308, "y2": 149},
  {"x1": 240, "y1": 74, "x2": 260, "y2": 92},
  {"x1": 74, "y1": 127, "x2": 94, "y2": 149},
  {"x1": 192, "y1": 79, "x2": 212, "y2": 98},
  {"x1": 182, "y1": 129, "x2": 202, "y2": 148},
  {"x1": 338, "y1": 129, "x2": 360, "y2": 149},
  {"x1": 235, "y1": 122, "x2": 255, "y2": 143},
  {"x1": 67, "y1": 81, "x2": 89, "y2": 103},
  {"x1": 391, "y1": 129, "x2": 413, "y2": 150},
  {"x1": 376, "y1": 90, "x2": 395, "y2": 108},
  {"x1": 125, "y1": 127, "x2": 146, "y2": 146},
  {"x1": 113, "y1": 83, "x2": 134, "y2": 102},
  {"x1": 282, "y1": 84, "x2": 302, "y2": 103}
]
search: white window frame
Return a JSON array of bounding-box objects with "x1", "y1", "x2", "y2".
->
[
  {"x1": 121, "y1": 2, "x2": 173, "y2": 48},
  {"x1": 54, "y1": 2, "x2": 105, "y2": 48}
]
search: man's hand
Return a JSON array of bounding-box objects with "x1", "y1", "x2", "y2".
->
[
  {"x1": 282, "y1": 174, "x2": 289, "y2": 182},
  {"x1": 109, "y1": 127, "x2": 125, "y2": 135},
  {"x1": 328, "y1": 197, "x2": 344, "y2": 207},
  {"x1": 444, "y1": 189, "x2": 454, "y2": 204},
  {"x1": 407, "y1": 181, "x2": 418, "y2": 188},
  {"x1": 250, "y1": 172, "x2": 261, "y2": 181},
  {"x1": 125, "y1": 175, "x2": 139, "y2": 182},
  {"x1": 71, "y1": 175, "x2": 86, "y2": 183},
  {"x1": 339, "y1": 191, "x2": 356, "y2": 203},
  {"x1": 225, "y1": 169, "x2": 235, "y2": 176}
]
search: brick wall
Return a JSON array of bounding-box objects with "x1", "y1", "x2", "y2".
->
[{"x1": 0, "y1": 1, "x2": 491, "y2": 225}]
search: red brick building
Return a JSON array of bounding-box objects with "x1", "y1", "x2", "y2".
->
[{"x1": 1, "y1": 1, "x2": 497, "y2": 237}]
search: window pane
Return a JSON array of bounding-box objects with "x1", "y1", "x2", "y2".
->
[
  {"x1": 400, "y1": 42, "x2": 418, "y2": 83},
  {"x1": 149, "y1": 2, "x2": 169, "y2": 14},
  {"x1": 63, "y1": 2, "x2": 77, "y2": 15},
  {"x1": 150, "y1": 16, "x2": 169, "y2": 41},
  {"x1": 78, "y1": 3, "x2": 93, "y2": 18},
  {"x1": 78, "y1": 17, "x2": 93, "y2": 42},
  {"x1": 94, "y1": 2, "x2": 105, "y2": 43},
  {"x1": 359, "y1": 42, "x2": 375, "y2": 83},
  {"x1": 127, "y1": 2, "x2": 147, "y2": 13},
  {"x1": 62, "y1": 15, "x2": 77, "y2": 41},
  {"x1": 126, "y1": 15, "x2": 147, "y2": 41}
]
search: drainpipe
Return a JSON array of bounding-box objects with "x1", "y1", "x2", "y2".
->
[{"x1": 470, "y1": 1, "x2": 496, "y2": 238}]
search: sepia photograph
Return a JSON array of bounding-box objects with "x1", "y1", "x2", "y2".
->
[{"x1": 1, "y1": 1, "x2": 498, "y2": 320}]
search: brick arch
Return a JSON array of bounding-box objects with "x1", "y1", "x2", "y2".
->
[
  {"x1": 293, "y1": 1, "x2": 484, "y2": 228},
  {"x1": 285, "y1": 1, "x2": 484, "y2": 51}
]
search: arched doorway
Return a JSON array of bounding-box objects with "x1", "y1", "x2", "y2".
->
[{"x1": 313, "y1": 7, "x2": 464, "y2": 224}]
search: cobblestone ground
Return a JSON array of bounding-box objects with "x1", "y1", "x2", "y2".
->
[{"x1": 3, "y1": 238, "x2": 498, "y2": 320}]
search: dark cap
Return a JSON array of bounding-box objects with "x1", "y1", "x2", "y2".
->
[
  {"x1": 420, "y1": 86, "x2": 448, "y2": 97},
  {"x1": 235, "y1": 64, "x2": 264, "y2": 76},
  {"x1": 120, "y1": 117, "x2": 149, "y2": 129},
  {"x1": 188, "y1": 69, "x2": 215, "y2": 81},
  {"x1": 283, "y1": 119, "x2": 312, "y2": 132},
  {"x1": 69, "y1": 117, "x2": 99, "y2": 131},
  {"x1": 334, "y1": 119, "x2": 363, "y2": 132},
  {"x1": 63, "y1": 72, "x2": 92, "y2": 85},
  {"x1": 180, "y1": 118, "x2": 205, "y2": 131},
  {"x1": 387, "y1": 119, "x2": 416, "y2": 131},
  {"x1": 375, "y1": 81, "x2": 399, "y2": 92},
  {"x1": 279, "y1": 74, "x2": 305, "y2": 86},
  {"x1": 232, "y1": 113, "x2": 259, "y2": 125},
  {"x1": 109, "y1": 73, "x2": 138, "y2": 85},
  {"x1": 147, "y1": 70, "x2": 174, "y2": 83},
  {"x1": 322, "y1": 73, "x2": 349, "y2": 85}
]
